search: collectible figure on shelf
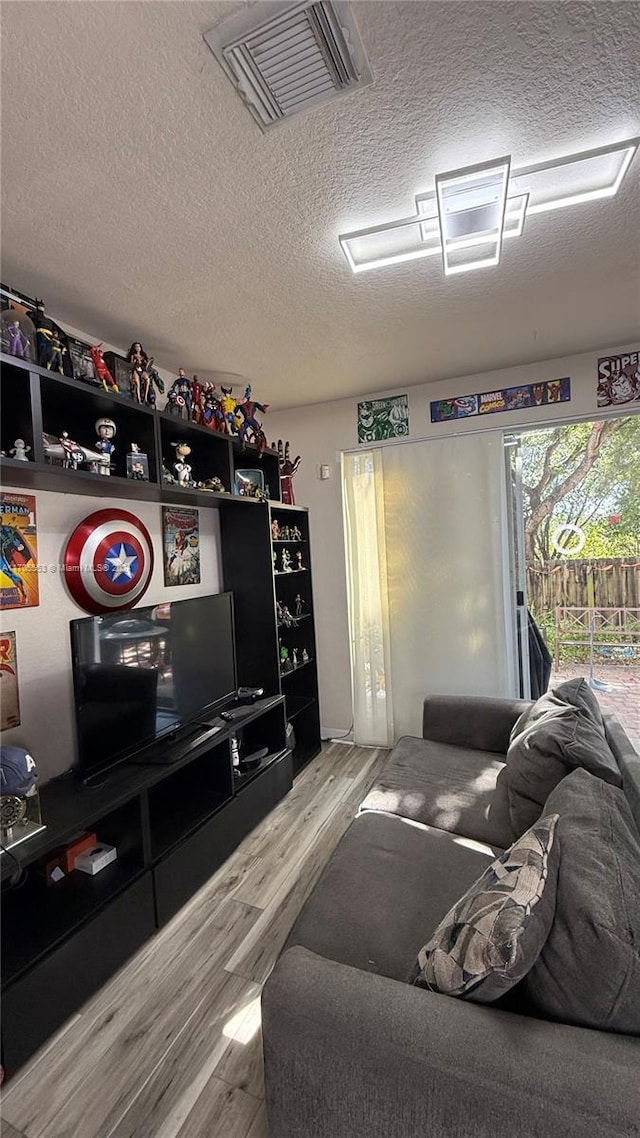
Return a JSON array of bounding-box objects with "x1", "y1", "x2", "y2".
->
[
  {"x1": 143, "y1": 358, "x2": 165, "y2": 407},
  {"x1": 9, "y1": 439, "x2": 30, "y2": 461},
  {"x1": 271, "y1": 440, "x2": 301, "y2": 505},
  {"x1": 165, "y1": 369, "x2": 191, "y2": 419},
  {"x1": 291, "y1": 526, "x2": 302, "y2": 542},
  {"x1": 295, "y1": 593, "x2": 305, "y2": 618},
  {"x1": 1, "y1": 309, "x2": 35, "y2": 361},
  {"x1": 280, "y1": 643, "x2": 292, "y2": 673},
  {"x1": 302, "y1": 648, "x2": 310, "y2": 665},
  {"x1": 281, "y1": 548, "x2": 293, "y2": 573},
  {"x1": 162, "y1": 462, "x2": 175, "y2": 484},
  {"x1": 32, "y1": 299, "x2": 57, "y2": 370},
  {"x1": 94, "y1": 417, "x2": 116, "y2": 475},
  {"x1": 202, "y1": 384, "x2": 224, "y2": 431},
  {"x1": 235, "y1": 385, "x2": 269, "y2": 450},
  {"x1": 197, "y1": 476, "x2": 225, "y2": 493},
  {"x1": 190, "y1": 376, "x2": 204, "y2": 424},
  {"x1": 280, "y1": 605, "x2": 298, "y2": 628},
  {"x1": 48, "y1": 331, "x2": 67, "y2": 374},
  {"x1": 90, "y1": 344, "x2": 119, "y2": 392},
  {"x1": 296, "y1": 551, "x2": 305, "y2": 570},
  {"x1": 171, "y1": 440, "x2": 193, "y2": 486},
  {"x1": 291, "y1": 648, "x2": 299, "y2": 668},
  {"x1": 67, "y1": 336, "x2": 98, "y2": 386},
  {"x1": 234, "y1": 469, "x2": 266, "y2": 499},
  {"x1": 271, "y1": 519, "x2": 280, "y2": 541},
  {"x1": 220, "y1": 386, "x2": 238, "y2": 435},
  {"x1": 126, "y1": 343, "x2": 150, "y2": 403},
  {"x1": 59, "y1": 431, "x2": 84, "y2": 470},
  {"x1": 273, "y1": 550, "x2": 277, "y2": 569},
  {"x1": 6, "y1": 320, "x2": 30, "y2": 359},
  {"x1": 126, "y1": 443, "x2": 149, "y2": 481},
  {"x1": 280, "y1": 525, "x2": 290, "y2": 541}
]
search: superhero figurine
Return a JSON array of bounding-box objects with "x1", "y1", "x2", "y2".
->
[
  {"x1": 94, "y1": 417, "x2": 116, "y2": 475},
  {"x1": 48, "y1": 331, "x2": 67, "y2": 374},
  {"x1": 127, "y1": 342, "x2": 149, "y2": 403},
  {"x1": 143, "y1": 357, "x2": 165, "y2": 407},
  {"x1": 90, "y1": 344, "x2": 119, "y2": 392},
  {"x1": 220, "y1": 386, "x2": 238, "y2": 434},
  {"x1": 191, "y1": 375, "x2": 204, "y2": 423},
  {"x1": 235, "y1": 385, "x2": 269, "y2": 450},
  {"x1": 165, "y1": 369, "x2": 191, "y2": 419},
  {"x1": 271, "y1": 440, "x2": 301, "y2": 505},
  {"x1": 32, "y1": 299, "x2": 58, "y2": 369},
  {"x1": 6, "y1": 321, "x2": 30, "y2": 359}
]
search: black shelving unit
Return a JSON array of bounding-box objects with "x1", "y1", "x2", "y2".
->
[
  {"x1": 0, "y1": 352, "x2": 324, "y2": 1074},
  {"x1": 270, "y1": 504, "x2": 322, "y2": 774}
]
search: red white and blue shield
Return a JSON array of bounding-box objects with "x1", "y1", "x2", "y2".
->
[{"x1": 64, "y1": 509, "x2": 155, "y2": 614}]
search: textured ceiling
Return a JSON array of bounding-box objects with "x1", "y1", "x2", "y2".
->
[{"x1": 2, "y1": 1, "x2": 639, "y2": 408}]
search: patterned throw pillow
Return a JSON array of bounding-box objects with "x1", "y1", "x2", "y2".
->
[{"x1": 411, "y1": 814, "x2": 559, "y2": 1003}]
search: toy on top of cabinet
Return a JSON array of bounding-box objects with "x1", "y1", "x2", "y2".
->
[
  {"x1": 271, "y1": 440, "x2": 301, "y2": 505},
  {"x1": 127, "y1": 342, "x2": 150, "y2": 404},
  {"x1": 1, "y1": 310, "x2": 35, "y2": 361},
  {"x1": 235, "y1": 385, "x2": 269, "y2": 450},
  {"x1": 165, "y1": 369, "x2": 192, "y2": 419},
  {"x1": 32, "y1": 299, "x2": 73, "y2": 376},
  {"x1": 90, "y1": 344, "x2": 119, "y2": 393},
  {"x1": 171, "y1": 440, "x2": 193, "y2": 486}
]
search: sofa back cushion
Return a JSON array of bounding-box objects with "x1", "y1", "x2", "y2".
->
[
  {"x1": 552, "y1": 676, "x2": 604, "y2": 728},
  {"x1": 506, "y1": 689, "x2": 621, "y2": 837},
  {"x1": 411, "y1": 813, "x2": 559, "y2": 1003},
  {"x1": 523, "y1": 769, "x2": 640, "y2": 1033},
  {"x1": 603, "y1": 713, "x2": 640, "y2": 834}
]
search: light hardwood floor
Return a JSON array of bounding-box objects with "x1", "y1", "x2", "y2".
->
[{"x1": 1, "y1": 743, "x2": 389, "y2": 1138}]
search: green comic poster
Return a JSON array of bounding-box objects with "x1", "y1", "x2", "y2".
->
[{"x1": 358, "y1": 394, "x2": 409, "y2": 443}]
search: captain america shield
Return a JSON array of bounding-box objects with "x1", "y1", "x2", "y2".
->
[{"x1": 63, "y1": 509, "x2": 155, "y2": 613}]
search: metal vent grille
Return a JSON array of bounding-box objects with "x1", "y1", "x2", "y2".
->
[{"x1": 204, "y1": 1, "x2": 372, "y2": 130}]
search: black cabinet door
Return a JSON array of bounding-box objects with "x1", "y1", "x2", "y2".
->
[
  {"x1": 1, "y1": 874, "x2": 155, "y2": 1077},
  {"x1": 154, "y1": 750, "x2": 293, "y2": 926}
]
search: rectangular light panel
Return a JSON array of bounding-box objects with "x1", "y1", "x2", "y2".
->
[{"x1": 435, "y1": 157, "x2": 510, "y2": 275}]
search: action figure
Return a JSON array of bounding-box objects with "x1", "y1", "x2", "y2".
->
[
  {"x1": 281, "y1": 549, "x2": 292, "y2": 573},
  {"x1": 127, "y1": 342, "x2": 150, "y2": 403},
  {"x1": 295, "y1": 593, "x2": 304, "y2": 618},
  {"x1": 191, "y1": 376, "x2": 204, "y2": 424},
  {"x1": 296, "y1": 551, "x2": 305, "y2": 570},
  {"x1": 271, "y1": 440, "x2": 301, "y2": 505},
  {"x1": 280, "y1": 525, "x2": 290, "y2": 541},
  {"x1": 171, "y1": 440, "x2": 192, "y2": 486},
  {"x1": 220, "y1": 386, "x2": 238, "y2": 435},
  {"x1": 127, "y1": 442, "x2": 148, "y2": 480},
  {"x1": 59, "y1": 431, "x2": 83, "y2": 470},
  {"x1": 143, "y1": 357, "x2": 165, "y2": 407},
  {"x1": 280, "y1": 643, "x2": 291, "y2": 673},
  {"x1": 291, "y1": 526, "x2": 302, "y2": 542},
  {"x1": 95, "y1": 417, "x2": 116, "y2": 476},
  {"x1": 90, "y1": 344, "x2": 119, "y2": 392},
  {"x1": 235, "y1": 385, "x2": 269, "y2": 449},
  {"x1": 302, "y1": 648, "x2": 310, "y2": 665},
  {"x1": 9, "y1": 439, "x2": 30, "y2": 461},
  {"x1": 165, "y1": 369, "x2": 191, "y2": 419},
  {"x1": 32, "y1": 299, "x2": 58, "y2": 369},
  {"x1": 197, "y1": 476, "x2": 225, "y2": 493},
  {"x1": 6, "y1": 321, "x2": 29, "y2": 359},
  {"x1": 271, "y1": 519, "x2": 280, "y2": 541},
  {"x1": 291, "y1": 648, "x2": 299, "y2": 668},
  {"x1": 48, "y1": 331, "x2": 67, "y2": 374}
]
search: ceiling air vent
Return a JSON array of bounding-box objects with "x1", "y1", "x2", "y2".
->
[{"x1": 203, "y1": 0, "x2": 373, "y2": 130}]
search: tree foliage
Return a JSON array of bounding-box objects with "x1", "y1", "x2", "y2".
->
[{"x1": 520, "y1": 417, "x2": 640, "y2": 564}]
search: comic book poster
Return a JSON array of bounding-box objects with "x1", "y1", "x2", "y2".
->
[
  {"x1": 0, "y1": 631, "x2": 20, "y2": 729},
  {"x1": 0, "y1": 492, "x2": 39, "y2": 610},
  {"x1": 358, "y1": 394, "x2": 409, "y2": 443},
  {"x1": 431, "y1": 378, "x2": 571, "y2": 422},
  {"x1": 162, "y1": 507, "x2": 200, "y2": 586},
  {"x1": 597, "y1": 350, "x2": 640, "y2": 408}
]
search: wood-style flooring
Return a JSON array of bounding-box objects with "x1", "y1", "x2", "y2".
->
[{"x1": 1, "y1": 743, "x2": 389, "y2": 1138}]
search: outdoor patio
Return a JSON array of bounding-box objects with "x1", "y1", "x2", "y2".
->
[{"x1": 552, "y1": 661, "x2": 640, "y2": 751}]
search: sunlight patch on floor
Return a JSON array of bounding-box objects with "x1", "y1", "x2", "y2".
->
[{"x1": 222, "y1": 995, "x2": 262, "y2": 1045}]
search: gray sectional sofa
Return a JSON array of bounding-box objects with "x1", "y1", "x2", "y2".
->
[{"x1": 262, "y1": 693, "x2": 640, "y2": 1138}]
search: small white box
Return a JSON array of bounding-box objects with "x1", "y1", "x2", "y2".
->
[{"x1": 74, "y1": 843, "x2": 117, "y2": 876}]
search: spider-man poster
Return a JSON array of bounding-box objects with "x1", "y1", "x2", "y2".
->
[{"x1": 1, "y1": 493, "x2": 39, "y2": 610}]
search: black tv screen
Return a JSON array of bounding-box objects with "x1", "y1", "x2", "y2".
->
[{"x1": 70, "y1": 592, "x2": 237, "y2": 779}]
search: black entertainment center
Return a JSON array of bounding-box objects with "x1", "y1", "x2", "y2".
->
[{"x1": 0, "y1": 350, "x2": 322, "y2": 1076}]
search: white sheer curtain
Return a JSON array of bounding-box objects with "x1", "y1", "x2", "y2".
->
[
  {"x1": 342, "y1": 450, "x2": 394, "y2": 746},
  {"x1": 343, "y1": 434, "x2": 515, "y2": 745}
]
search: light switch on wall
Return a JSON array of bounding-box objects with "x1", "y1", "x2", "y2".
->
[{"x1": 318, "y1": 464, "x2": 331, "y2": 480}]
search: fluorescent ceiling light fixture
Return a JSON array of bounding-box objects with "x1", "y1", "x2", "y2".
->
[{"x1": 339, "y1": 137, "x2": 638, "y2": 276}]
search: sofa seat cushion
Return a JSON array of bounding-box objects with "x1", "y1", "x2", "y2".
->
[
  {"x1": 506, "y1": 691, "x2": 621, "y2": 837},
  {"x1": 285, "y1": 811, "x2": 500, "y2": 983},
  {"x1": 411, "y1": 813, "x2": 559, "y2": 1003},
  {"x1": 359, "y1": 735, "x2": 513, "y2": 849},
  {"x1": 523, "y1": 769, "x2": 640, "y2": 1033}
]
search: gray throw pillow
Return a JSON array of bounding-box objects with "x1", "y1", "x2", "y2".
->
[
  {"x1": 523, "y1": 769, "x2": 640, "y2": 1033},
  {"x1": 411, "y1": 813, "x2": 559, "y2": 1003},
  {"x1": 506, "y1": 690, "x2": 621, "y2": 837},
  {"x1": 552, "y1": 676, "x2": 604, "y2": 728}
]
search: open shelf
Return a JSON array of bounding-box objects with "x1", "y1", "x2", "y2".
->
[
  {"x1": 281, "y1": 658, "x2": 314, "y2": 679},
  {"x1": 233, "y1": 747, "x2": 288, "y2": 792},
  {"x1": 148, "y1": 741, "x2": 233, "y2": 860}
]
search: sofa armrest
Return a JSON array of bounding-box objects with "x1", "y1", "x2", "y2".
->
[
  {"x1": 263, "y1": 947, "x2": 640, "y2": 1138},
  {"x1": 422, "y1": 694, "x2": 531, "y2": 753}
]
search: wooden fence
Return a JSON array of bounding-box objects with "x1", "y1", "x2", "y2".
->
[{"x1": 527, "y1": 558, "x2": 640, "y2": 615}]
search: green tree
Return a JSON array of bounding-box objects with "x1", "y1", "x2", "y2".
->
[{"x1": 520, "y1": 417, "x2": 640, "y2": 565}]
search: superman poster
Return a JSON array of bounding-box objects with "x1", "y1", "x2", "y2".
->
[
  {"x1": 597, "y1": 350, "x2": 640, "y2": 408},
  {"x1": 0, "y1": 492, "x2": 39, "y2": 610}
]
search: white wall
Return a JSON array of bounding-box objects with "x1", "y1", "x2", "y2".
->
[
  {"x1": 267, "y1": 342, "x2": 640, "y2": 735},
  {"x1": 0, "y1": 489, "x2": 221, "y2": 783}
]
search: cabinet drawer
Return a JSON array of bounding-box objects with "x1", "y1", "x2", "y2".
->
[
  {"x1": 154, "y1": 750, "x2": 293, "y2": 925},
  {"x1": 2, "y1": 873, "x2": 155, "y2": 1077}
]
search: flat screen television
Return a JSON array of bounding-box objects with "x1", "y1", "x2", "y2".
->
[{"x1": 70, "y1": 592, "x2": 237, "y2": 781}]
